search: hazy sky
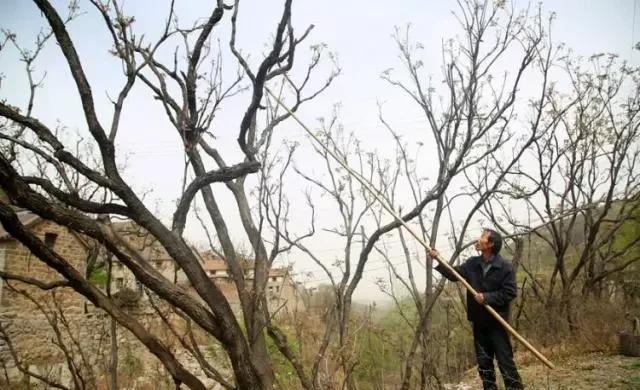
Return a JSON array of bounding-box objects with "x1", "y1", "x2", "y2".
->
[{"x1": 0, "y1": 0, "x2": 638, "y2": 302}]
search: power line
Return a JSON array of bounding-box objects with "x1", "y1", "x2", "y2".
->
[
  {"x1": 295, "y1": 255, "x2": 426, "y2": 285},
  {"x1": 293, "y1": 250, "x2": 425, "y2": 278},
  {"x1": 633, "y1": 0, "x2": 638, "y2": 62}
]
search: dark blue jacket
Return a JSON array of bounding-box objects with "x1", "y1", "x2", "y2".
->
[{"x1": 435, "y1": 255, "x2": 517, "y2": 324}]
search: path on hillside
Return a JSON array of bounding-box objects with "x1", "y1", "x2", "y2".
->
[{"x1": 445, "y1": 353, "x2": 640, "y2": 389}]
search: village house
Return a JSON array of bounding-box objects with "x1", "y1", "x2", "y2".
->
[
  {"x1": 0, "y1": 207, "x2": 98, "y2": 376},
  {"x1": 105, "y1": 220, "x2": 303, "y2": 313},
  {"x1": 0, "y1": 209, "x2": 303, "y2": 314},
  {"x1": 200, "y1": 252, "x2": 302, "y2": 313},
  {"x1": 0, "y1": 199, "x2": 303, "y2": 382}
]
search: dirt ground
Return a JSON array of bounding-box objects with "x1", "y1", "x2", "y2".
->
[{"x1": 445, "y1": 353, "x2": 640, "y2": 389}]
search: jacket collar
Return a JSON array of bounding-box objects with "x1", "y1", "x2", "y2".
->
[{"x1": 472, "y1": 254, "x2": 504, "y2": 269}]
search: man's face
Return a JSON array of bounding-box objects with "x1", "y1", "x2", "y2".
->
[{"x1": 474, "y1": 231, "x2": 493, "y2": 253}]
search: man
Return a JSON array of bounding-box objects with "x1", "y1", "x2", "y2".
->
[{"x1": 430, "y1": 229, "x2": 523, "y2": 390}]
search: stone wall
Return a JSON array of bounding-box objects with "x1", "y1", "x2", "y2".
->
[
  {"x1": 0, "y1": 218, "x2": 298, "y2": 388},
  {"x1": 0, "y1": 220, "x2": 90, "y2": 366},
  {"x1": 0, "y1": 300, "x2": 228, "y2": 389},
  {"x1": 0, "y1": 220, "x2": 214, "y2": 389}
]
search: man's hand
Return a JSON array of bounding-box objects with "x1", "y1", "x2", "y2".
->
[
  {"x1": 474, "y1": 293, "x2": 485, "y2": 304},
  {"x1": 428, "y1": 248, "x2": 440, "y2": 259}
]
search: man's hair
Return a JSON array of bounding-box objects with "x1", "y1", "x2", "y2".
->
[{"x1": 483, "y1": 228, "x2": 502, "y2": 254}]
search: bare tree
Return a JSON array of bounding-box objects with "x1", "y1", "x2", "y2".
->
[
  {"x1": 260, "y1": 3, "x2": 561, "y2": 387},
  {"x1": 478, "y1": 54, "x2": 640, "y2": 334},
  {"x1": 0, "y1": 0, "x2": 336, "y2": 388},
  {"x1": 373, "y1": 1, "x2": 569, "y2": 387}
]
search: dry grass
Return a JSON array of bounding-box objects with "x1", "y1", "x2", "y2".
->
[{"x1": 447, "y1": 352, "x2": 640, "y2": 390}]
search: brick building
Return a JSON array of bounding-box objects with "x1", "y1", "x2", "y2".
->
[
  {"x1": 0, "y1": 206, "x2": 303, "y2": 385},
  {"x1": 200, "y1": 252, "x2": 302, "y2": 313},
  {"x1": 0, "y1": 209, "x2": 303, "y2": 322},
  {"x1": 0, "y1": 207, "x2": 102, "y2": 385}
]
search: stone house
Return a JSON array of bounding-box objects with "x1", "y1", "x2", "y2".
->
[
  {"x1": 107, "y1": 228, "x2": 304, "y2": 314},
  {"x1": 0, "y1": 207, "x2": 303, "y2": 319},
  {"x1": 0, "y1": 207, "x2": 303, "y2": 386},
  {"x1": 0, "y1": 207, "x2": 110, "y2": 388},
  {"x1": 200, "y1": 252, "x2": 303, "y2": 313}
]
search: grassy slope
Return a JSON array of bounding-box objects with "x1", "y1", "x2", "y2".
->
[{"x1": 446, "y1": 353, "x2": 640, "y2": 390}]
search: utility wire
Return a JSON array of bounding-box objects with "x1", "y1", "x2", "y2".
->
[{"x1": 633, "y1": 0, "x2": 638, "y2": 62}]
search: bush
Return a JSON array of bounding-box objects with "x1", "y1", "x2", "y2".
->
[{"x1": 113, "y1": 288, "x2": 141, "y2": 308}]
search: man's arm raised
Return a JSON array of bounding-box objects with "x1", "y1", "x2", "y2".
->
[{"x1": 429, "y1": 249, "x2": 468, "y2": 282}]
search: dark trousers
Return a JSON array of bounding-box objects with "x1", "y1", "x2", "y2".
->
[{"x1": 472, "y1": 322, "x2": 523, "y2": 390}]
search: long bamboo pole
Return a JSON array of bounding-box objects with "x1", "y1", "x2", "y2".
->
[{"x1": 265, "y1": 86, "x2": 555, "y2": 370}]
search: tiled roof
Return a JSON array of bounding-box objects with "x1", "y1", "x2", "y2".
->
[
  {"x1": 203, "y1": 258, "x2": 228, "y2": 271},
  {"x1": 201, "y1": 252, "x2": 291, "y2": 278},
  {"x1": 269, "y1": 267, "x2": 290, "y2": 277},
  {"x1": 0, "y1": 209, "x2": 41, "y2": 240}
]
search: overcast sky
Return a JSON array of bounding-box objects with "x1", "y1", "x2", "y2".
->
[{"x1": 0, "y1": 0, "x2": 638, "y2": 302}]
